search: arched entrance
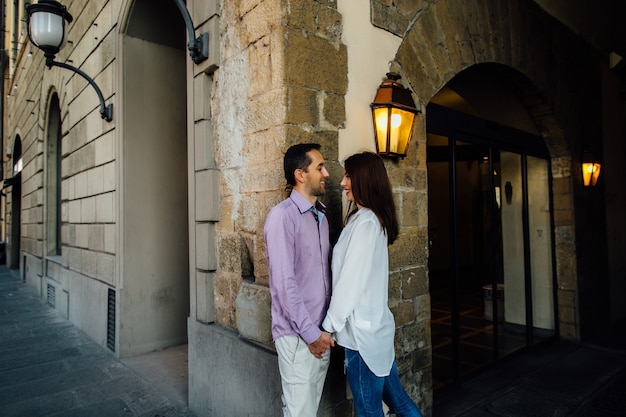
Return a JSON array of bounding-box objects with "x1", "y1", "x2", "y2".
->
[
  {"x1": 427, "y1": 65, "x2": 558, "y2": 389},
  {"x1": 118, "y1": 0, "x2": 189, "y2": 357}
]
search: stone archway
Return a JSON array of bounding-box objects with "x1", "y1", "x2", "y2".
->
[{"x1": 393, "y1": 0, "x2": 584, "y2": 341}]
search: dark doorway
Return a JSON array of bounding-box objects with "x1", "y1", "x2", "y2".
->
[{"x1": 427, "y1": 104, "x2": 558, "y2": 390}]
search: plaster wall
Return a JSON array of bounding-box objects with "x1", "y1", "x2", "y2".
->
[
  {"x1": 119, "y1": 36, "x2": 189, "y2": 357},
  {"x1": 337, "y1": 0, "x2": 402, "y2": 160}
]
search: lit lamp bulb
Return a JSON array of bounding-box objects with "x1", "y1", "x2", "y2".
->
[
  {"x1": 581, "y1": 147, "x2": 601, "y2": 187},
  {"x1": 582, "y1": 162, "x2": 601, "y2": 186},
  {"x1": 373, "y1": 108, "x2": 414, "y2": 156}
]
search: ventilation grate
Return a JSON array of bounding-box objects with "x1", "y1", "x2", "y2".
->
[
  {"x1": 107, "y1": 288, "x2": 116, "y2": 352},
  {"x1": 47, "y1": 284, "x2": 56, "y2": 307}
]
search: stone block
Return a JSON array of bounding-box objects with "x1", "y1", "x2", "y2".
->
[
  {"x1": 389, "y1": 270, "x2": 402, "y2": 300},
  {"x1": 214, "y1": 271, "x2": 241, "y2": 328},
  {"x1": 196, "y1": 222, "x2": 217, "y2": 271},
  {"x1": 559, "y1": 305, "x2": 576, "y2": 324},
  {"x1": 391, "y1": 300, "x2": 415, "y2": 327},
  {"x1": 82, "y1": 250, "x2": 97, "y2": 278},
  {"x1": 401, "y1": 266, "x2": 428, "y2": 299},
  {"x1": 76, "y1": 224, "x2": 89, "y2": 248},
  {"x1": 284, "y1": 29, "x2": 348, "y2": 94},
  {"x1": 286, "y1": 86, "x2": 319, "y2": 125},
  {"x1": 74, "y1": 171, "x2": 88, "y2": 199},
  {"x1": 239, "y1": 0, "x2": 280, "y2": 47},
  {"x1": 87, "y1": 166, "x2": 104, "y2": 196},
  {"x1": 104, "y1": 224, "x2": 116, "y2": 254},
  {"x1": 88, "y1": 225, "x2": 105, "y2": 251},
  {"x1": 193, "y1": 73, "x2": 213, "y2": 122},
  {"x1": 196, "y1": 270, "x2": 216, "y2": 324},
  {"x1": 102, "y1": 162, "x2": 115, "y2": 193},
  {"x1": 399, "y1": 191, "x2": 420, "y2": 227},
  {"x1": 96, "y1": 252, "x2": 114, "y2": 286},
  {"x1": 371, "y1": 0, "x2": 418, "y2": 37},
  {"x1": 95, "y1": 192, "x2": 115, "y2": 223},
  {"x1": 235, "y1": 281, "x2": 272, "y2": 345},
  {"x1": 551, "y1": 156, "x2": 572, "y2": 178},
  {"x1": 316, "y1": 4, "x2": 342, "y2": 40},
  {"x1": 237, "y1": 194, "x2": 264, "y2": 233},
  {"x1": 193, "y1": 0, "x2": 220, "y2": 21},
  {"x1": 219, "y1": 233, "x2": 243, "y2": 274},
  {"x1": 194, "y1": 119, "x2": 216, "y2": 170},
  {"x1": 198, "y1": 16, "x2": 221, "y2": 75},
  {"x1": 245, "y1": 88, "x2": 285, "y2": 134},
  {"x1": 94, "y1": 131, "x2": 115, "y2": 166},
  {"x1": 322, "y1": 92, "x2": 345, "y2": 128},
  {"x1": 389, "y1": 227, "x2": 428, "y2": 269},
  {"x1": 196, "y1": 169, "x2": 220, "y2": 221}
]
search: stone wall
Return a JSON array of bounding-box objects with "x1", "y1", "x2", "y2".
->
[{"x1": 213, "y1": 0, "x2": 347, "y2": 340}]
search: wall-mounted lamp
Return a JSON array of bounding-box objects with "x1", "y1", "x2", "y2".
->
[
  {"x1": 582, "y1": 147, "x2": 601, "y2": 187},
  {"x1": 173, "y1": 0, "x2": 209, "y2": 64},
  {"x1": 370, "y1": 72, "x2": 420, "y2": 158},
  {"x1": 26, "y1": 0, "x2": 113, "y2": 121}
]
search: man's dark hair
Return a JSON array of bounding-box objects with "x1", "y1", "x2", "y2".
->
[{"x1": 283, "y1": 143, "x2": 321, "y2": 186}]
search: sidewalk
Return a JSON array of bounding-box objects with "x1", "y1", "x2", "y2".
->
[
  {"x1": 0, "y1": 265, "x2": 193, "y2": 417},
  {"x1": 1, "y1": 262, "x2": 625, "y2": 417},
  {"x1": 433, "y1": 327, "x2": 626, "y2": 417}
]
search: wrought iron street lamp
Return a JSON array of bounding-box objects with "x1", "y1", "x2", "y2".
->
[
  {"x1": 26, "y1": 0, "x2": 113, "y2": 121},
  {"x1": 173, "y1": 0, "x2": 209, "y2": 64}
]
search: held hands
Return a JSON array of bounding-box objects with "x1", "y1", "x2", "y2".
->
[{"x1": 308, "y1": 331, "x2": 335, "y2": 359}]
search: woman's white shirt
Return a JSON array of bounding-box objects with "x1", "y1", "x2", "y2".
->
[{"x1": 322, "y1": 208, "x2": 395, "y2": 377}]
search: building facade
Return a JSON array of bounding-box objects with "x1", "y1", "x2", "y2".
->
[{"x1": 1, "y1": 0, "x2": 624, "y2": 416}]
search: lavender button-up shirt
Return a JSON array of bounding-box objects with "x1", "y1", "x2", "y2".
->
[{"x1": 264, "y1": 190, "x2": 331, "y2": 344}]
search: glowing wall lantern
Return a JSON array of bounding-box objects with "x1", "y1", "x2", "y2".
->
[
  {"x1": 582, "y1": 147, "x2": 601, "y2": 187},
  {"x1": 371, "y1": 73, "x2": 420, "y2": 158}
]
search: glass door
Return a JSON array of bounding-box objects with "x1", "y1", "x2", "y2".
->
[{"x1": 427, "y1": 106, "x2": 557, "y2": 390}]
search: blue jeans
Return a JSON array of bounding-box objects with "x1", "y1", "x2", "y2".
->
[{"x1": 344, "y1": 348, "x2": 423, "y2": 417}]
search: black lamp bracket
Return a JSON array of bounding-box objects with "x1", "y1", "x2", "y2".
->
[
  {"x1": 173, "y1": 0, "x2": 209, "y2": 64},
  {"x1": 46, "y1": 56, "x2": 113, "y2": 122}
]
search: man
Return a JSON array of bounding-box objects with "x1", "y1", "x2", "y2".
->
[{"x1": 264, "y1": 143, "x2": 335, "y2": 417}]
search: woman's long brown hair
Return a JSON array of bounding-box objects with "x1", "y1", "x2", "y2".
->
[{"x1": 344, "y1": 152, "x2": 399, "y2": 244}]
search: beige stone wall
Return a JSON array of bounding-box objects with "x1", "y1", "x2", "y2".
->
[
  {"x1": 385, "y1": 116, "x2": 432, "y2": 407},
  {"x1": 2, "y1": 1, "x2": 117, "y2": 344},
  {"x1": 211, "y1": 0, "x2": 347, "y2": 332}
]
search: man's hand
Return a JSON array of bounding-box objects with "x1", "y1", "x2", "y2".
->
[{"x1": 307, "y1": 332, "x2": 335, "y2": 359}]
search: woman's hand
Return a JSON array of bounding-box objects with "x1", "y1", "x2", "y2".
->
[{"x1": 307, "y1": 332, "x2": 335, "y2": 358}]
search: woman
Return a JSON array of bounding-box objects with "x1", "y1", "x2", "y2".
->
[{"x1": 322, "y1": 152, "x2": 422, "y2": 417}]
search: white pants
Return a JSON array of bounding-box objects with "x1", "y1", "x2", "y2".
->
[{"x1": 275, "y1": 335, "x2": 330, "y2": 417}]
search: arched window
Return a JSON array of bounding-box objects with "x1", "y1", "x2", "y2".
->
[{"x1": 46, "y1": 93, "x2": 62, "y2": 256}]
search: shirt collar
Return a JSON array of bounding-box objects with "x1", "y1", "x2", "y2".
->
[{"x1": 290, "y1": 189, "x2": 326, "y2": 214}]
